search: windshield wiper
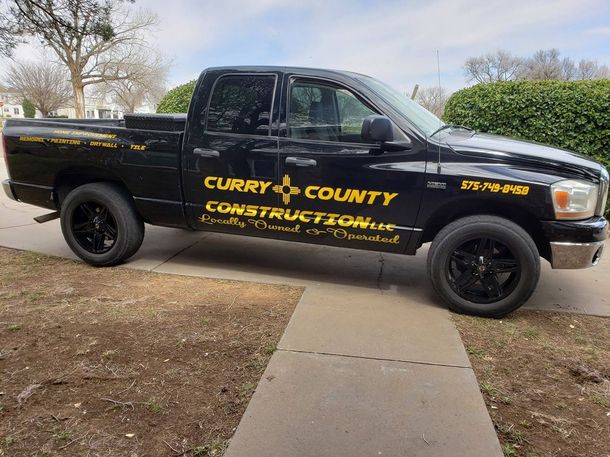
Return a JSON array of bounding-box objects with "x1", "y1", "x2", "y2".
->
[{"x1": 429, "y1": 124, "x2": 474, "y2": 138}]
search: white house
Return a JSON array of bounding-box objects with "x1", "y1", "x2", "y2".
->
[
  {"x1": 1, "y1": 85, "x2": 157, "y2": 120},
  {"x1": 55, "y1": 97, "x2": 157, "y2": 119},
  {"x1": 0, "y1": 86, "x2": 25, "y2": 119}
]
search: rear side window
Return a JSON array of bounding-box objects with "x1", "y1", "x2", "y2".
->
[{"x1": 206, "y1": 75, "x2": 276, "y2": 136}]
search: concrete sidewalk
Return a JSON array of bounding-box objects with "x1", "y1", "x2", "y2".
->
[{"x1": 1, "y1": 159, "x2": 608, "y2": 456}]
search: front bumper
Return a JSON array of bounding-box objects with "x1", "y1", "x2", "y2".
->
[
  {"x1": 550, "y1": 241, "x2": 605, "y2": 269},
  {"x1": 2, "y1": 179, "x2": 17, "y2": 201},
  {"x1": 542, "y1": 217, "x2": 608, "y2": 269}
]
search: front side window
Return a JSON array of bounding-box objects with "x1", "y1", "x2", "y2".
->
[
  {"x1": 206, "y1": 75, "x2": 275, "y2": 136},
  {"x1": 289, "y1": 80, "x2": 376, "y2": 143}
]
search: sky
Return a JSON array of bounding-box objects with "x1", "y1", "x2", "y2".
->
[{"x1": 5, "y1": 0, "x2": 610, "y2": 94}]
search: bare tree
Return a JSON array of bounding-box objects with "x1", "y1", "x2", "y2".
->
[
  {"x1": 561, "y1": 57, "x2": 577, "y2": 80},
  {"x1": 466, "y1": 49, "x2": 610, "y2": 83},
  {"x1": 525, "y1": 50, "x2": 579, "y2": 79},
  {"x1": 4, "y1": 60, "x2": 73, "y2": 116},
  {"x1": 5, "y1": 1, "x2": 158, "y2": 118},
  {"x1": 0, "y1": 10, "x2": 21, "y2": 57},
  {"x1": 576, "y1": 59, "x2": 610, "y2": 80},
  {"x1": 96, "y1": 52, "x2": 169, "y2": 113},
  {"x1": 415, "y1": 86, "x2": 450, "y2": 118},
  {"x1": 463, "y1": 50, "x2": 524, "y2": 84},
  {"x1": 520, "y1": 49, "x2": 566, "y2": 80}
]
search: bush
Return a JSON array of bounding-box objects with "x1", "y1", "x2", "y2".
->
[
  {"x1": 444, "y1": 80, "x2": 610, "y2": 215},
  {"x1": 22, "y1": 98, "x2": 36, "y2": 118},
  {"x1": 156, "y1": 80, "x2": 197, "y2": 114},
  {"x1": 444, "y1": 80, "x2": 610, "y2": 167}
]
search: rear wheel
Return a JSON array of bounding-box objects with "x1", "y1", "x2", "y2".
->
[
  {"x1": 427, "y1": 215, "x2": 540, "y2": 317},
  {"x1": 60, "y1": 183, "x2": 144, "y2": 266}
]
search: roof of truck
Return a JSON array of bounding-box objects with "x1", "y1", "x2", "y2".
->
[{"x1": 203, "y1": 65, "x2": 369, "y2": 81}]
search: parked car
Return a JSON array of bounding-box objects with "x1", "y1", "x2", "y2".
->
[{"x1": 2, "y1": 66, "x2": 608, "y2": 316}]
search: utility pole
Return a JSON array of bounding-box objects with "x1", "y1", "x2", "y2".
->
[{"x1": 410, "y1": 84, "x2": 419, "y2": 100}]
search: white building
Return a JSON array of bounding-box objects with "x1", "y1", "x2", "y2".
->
[
  {"x1": 1, "y1": 85, "x2": 157, "y2": 120},
  {"x1": 0, "y1": 86, "x2": 25, "y2": 119},
  {"x1": 55, "y1": 102, "x2": 157, "y2": 119}
]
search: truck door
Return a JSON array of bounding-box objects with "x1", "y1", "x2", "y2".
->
[
  {"x1": 182, "y1": 71, "x2": 281, "y2": 238},
  {"x1": 275, "y1": 75, "x2": 427, "y2": 253}
]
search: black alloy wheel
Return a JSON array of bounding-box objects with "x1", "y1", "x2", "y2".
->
[
  {"x1": 60, "y1": 182, "x2": 144, "y2": 267},
  {"x1": 71, "y1": 201, "x2": 118, "y2": 254},
  {"x1": 447, "y1": 237, "x2": 520, "y2": 304},
  {"x1": 427, "y1": 215, "x2": 540, "y2": 317}
]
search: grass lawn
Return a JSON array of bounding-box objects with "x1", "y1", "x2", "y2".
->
[
  {"x1": 454, "y1": 310, "x2": 610, "y2": 457},
  {"x1": 0, "y1": 247, "x2": 302, "y2": 456}
]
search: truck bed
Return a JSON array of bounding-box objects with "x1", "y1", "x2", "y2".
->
[{"x1": 2, "y1": 116, "x2": 188, "y2": 228}]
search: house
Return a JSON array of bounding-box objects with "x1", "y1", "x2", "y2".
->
[
  {"x1": 1, "y1": 85, "x2": 157, "y2": 120},
  {"x1": 0, "y1": 86, "x2": 25, "y2": 119},
  {"x1": 55, "y1": 95, "x2": 157, "y2": 119}
]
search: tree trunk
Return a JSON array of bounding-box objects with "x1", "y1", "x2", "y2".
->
[{"x1": 71, "y1": 79, "x2": 86, "y2": 119}]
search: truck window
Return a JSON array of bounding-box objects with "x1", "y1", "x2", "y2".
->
[
  {"x1": 289, "y1": 80, "x2": 376, "y2": 143},
  {"x1": 206, "y1": 75, "x2": 276, "y2": 136}
]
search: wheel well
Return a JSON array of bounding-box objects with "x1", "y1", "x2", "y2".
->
[
  {"x1": 54, "y1": 167, "x2": 133, "y2": 209},
  {"x1": 420, "y1": 199, "x2": 550, "y2": 260}
]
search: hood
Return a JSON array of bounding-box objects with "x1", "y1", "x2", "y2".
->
[{"x1": 445, "y1": 131, "x2": 603, "y2": 182}]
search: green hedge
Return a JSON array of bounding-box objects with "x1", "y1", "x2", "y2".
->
[
  {"x1": 444, "y1": 80, "x2": 610, "y2": 215},
  {"x1": 157, "y1": 80, "x2": 197, "y2": 114}
]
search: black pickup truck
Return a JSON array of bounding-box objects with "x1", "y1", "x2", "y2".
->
[{"x1": 2, "y1": 66, "x2": 608, "y2": 316}]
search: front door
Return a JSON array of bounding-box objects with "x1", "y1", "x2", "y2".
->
[
  {"x1": 182, "y1": 71, "x2": 281, "y2": 238},
  {"x1": 275, "y1": 75, "x2": 427, "y2": 253}
]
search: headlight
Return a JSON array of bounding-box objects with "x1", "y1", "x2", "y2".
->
[{"x1": 551, "y1": 179, "x2": 598, "y2": 220}]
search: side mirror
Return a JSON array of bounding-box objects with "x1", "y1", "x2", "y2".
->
[
  {"x1": 361, "y1": 115, "x2": 412, "y2": 153},
  {"x1": 361, "y1": 115, "x2": 393, "y2": 142}
]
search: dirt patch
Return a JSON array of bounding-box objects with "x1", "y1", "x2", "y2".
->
[
  {"x1": 454, "y1": 310, "x2": 610, "y2": 457},
  {"x1": 0, "y1": 247, "x2": 302, "y2": 456}
]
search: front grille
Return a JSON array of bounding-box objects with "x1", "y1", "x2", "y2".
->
[{"x1": 597, "y1": 167, "x2": 609, "y2": 216}]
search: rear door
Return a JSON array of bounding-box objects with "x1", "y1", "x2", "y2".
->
[
  {"x1": 275, "y1": 75, "x2": 427, "y2": 253},
  {"x1": 181, "y1": 71, "x2": 281, "y2": 237}
]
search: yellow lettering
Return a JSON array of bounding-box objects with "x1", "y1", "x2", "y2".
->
[
  {"x1": 299, "y1": 211, "x2": 313, "y2": 223},
  {"x1": 204, "y1": 177, "x2": 217, "y2": 189},
  {"x1": 312, "y1": 212, "x2": 326, "y2": 224},
  {"x1": 269, "y1": 208, "x2": 284, "y2": 220},
  {"x1": 338, "y1": 215, "x2": 355, "y2": 227},
  {"x1": 305, "y1": 186, "x2": 319, "y2": 199},
  {"x1": 318, "y1": 188, "x2": 334, "y2": 200},
  {"x1": 230, "y1": 179, "x2": 245, "y2": 192},
  {"x1": 323, "y1": 213, "x2": 340, "y2": 225},
  {"x1": 259, "y1": 181, "x2": 272, "y2": 194},
  {"x1": 244, "y1": 181, "x2": 258, "y2": 193},
  {"x1": 333, "y1": 188, "x2": 351, "y2": 202},
  {"x1": 348, "y1": 189, "x2": 367, "y2": 204},
  {"x1": 366, "y1": 191, "x2": 382, "y2": 204},
  {"x1": 382, "y1": 192, "x2": 399, "y2": 206}
]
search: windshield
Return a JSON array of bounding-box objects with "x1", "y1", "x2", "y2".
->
[{"x1": 355, "y1": 75, "x2": 444, "y2": 137}]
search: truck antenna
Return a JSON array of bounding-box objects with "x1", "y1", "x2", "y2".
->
[{"x1": 436, "y1": 49, "x2": 442, "y2": 174}]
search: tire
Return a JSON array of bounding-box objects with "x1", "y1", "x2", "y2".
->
[
  {"x1": 60, "y1": 183, "x2": 144, "y2": 267},
  {"x1": 427, "y1": 215, "x2": 540, "y2": 317}
]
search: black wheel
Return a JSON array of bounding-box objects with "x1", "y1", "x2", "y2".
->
[
  {"x1": 60, "y1": 183, "x2": 144, "y2": 267},
  {"x1": 427, "y1": 215, "x2": 540, "y2": 317}
]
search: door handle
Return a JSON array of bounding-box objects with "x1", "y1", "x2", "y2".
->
[
  {"x1": 193, "y1": 148, "x2": 220, "y2": 158},
  {"x1": 285, "y1": 156, "x2": 317, "y2": 167}
]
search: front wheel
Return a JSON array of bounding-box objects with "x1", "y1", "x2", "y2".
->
[
  {"x1": 60, "y1": 183, "x2": 144, "y2": 267},
  {"x1": 427, "y1": 215, "x2": 540, "y2": 317}
]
